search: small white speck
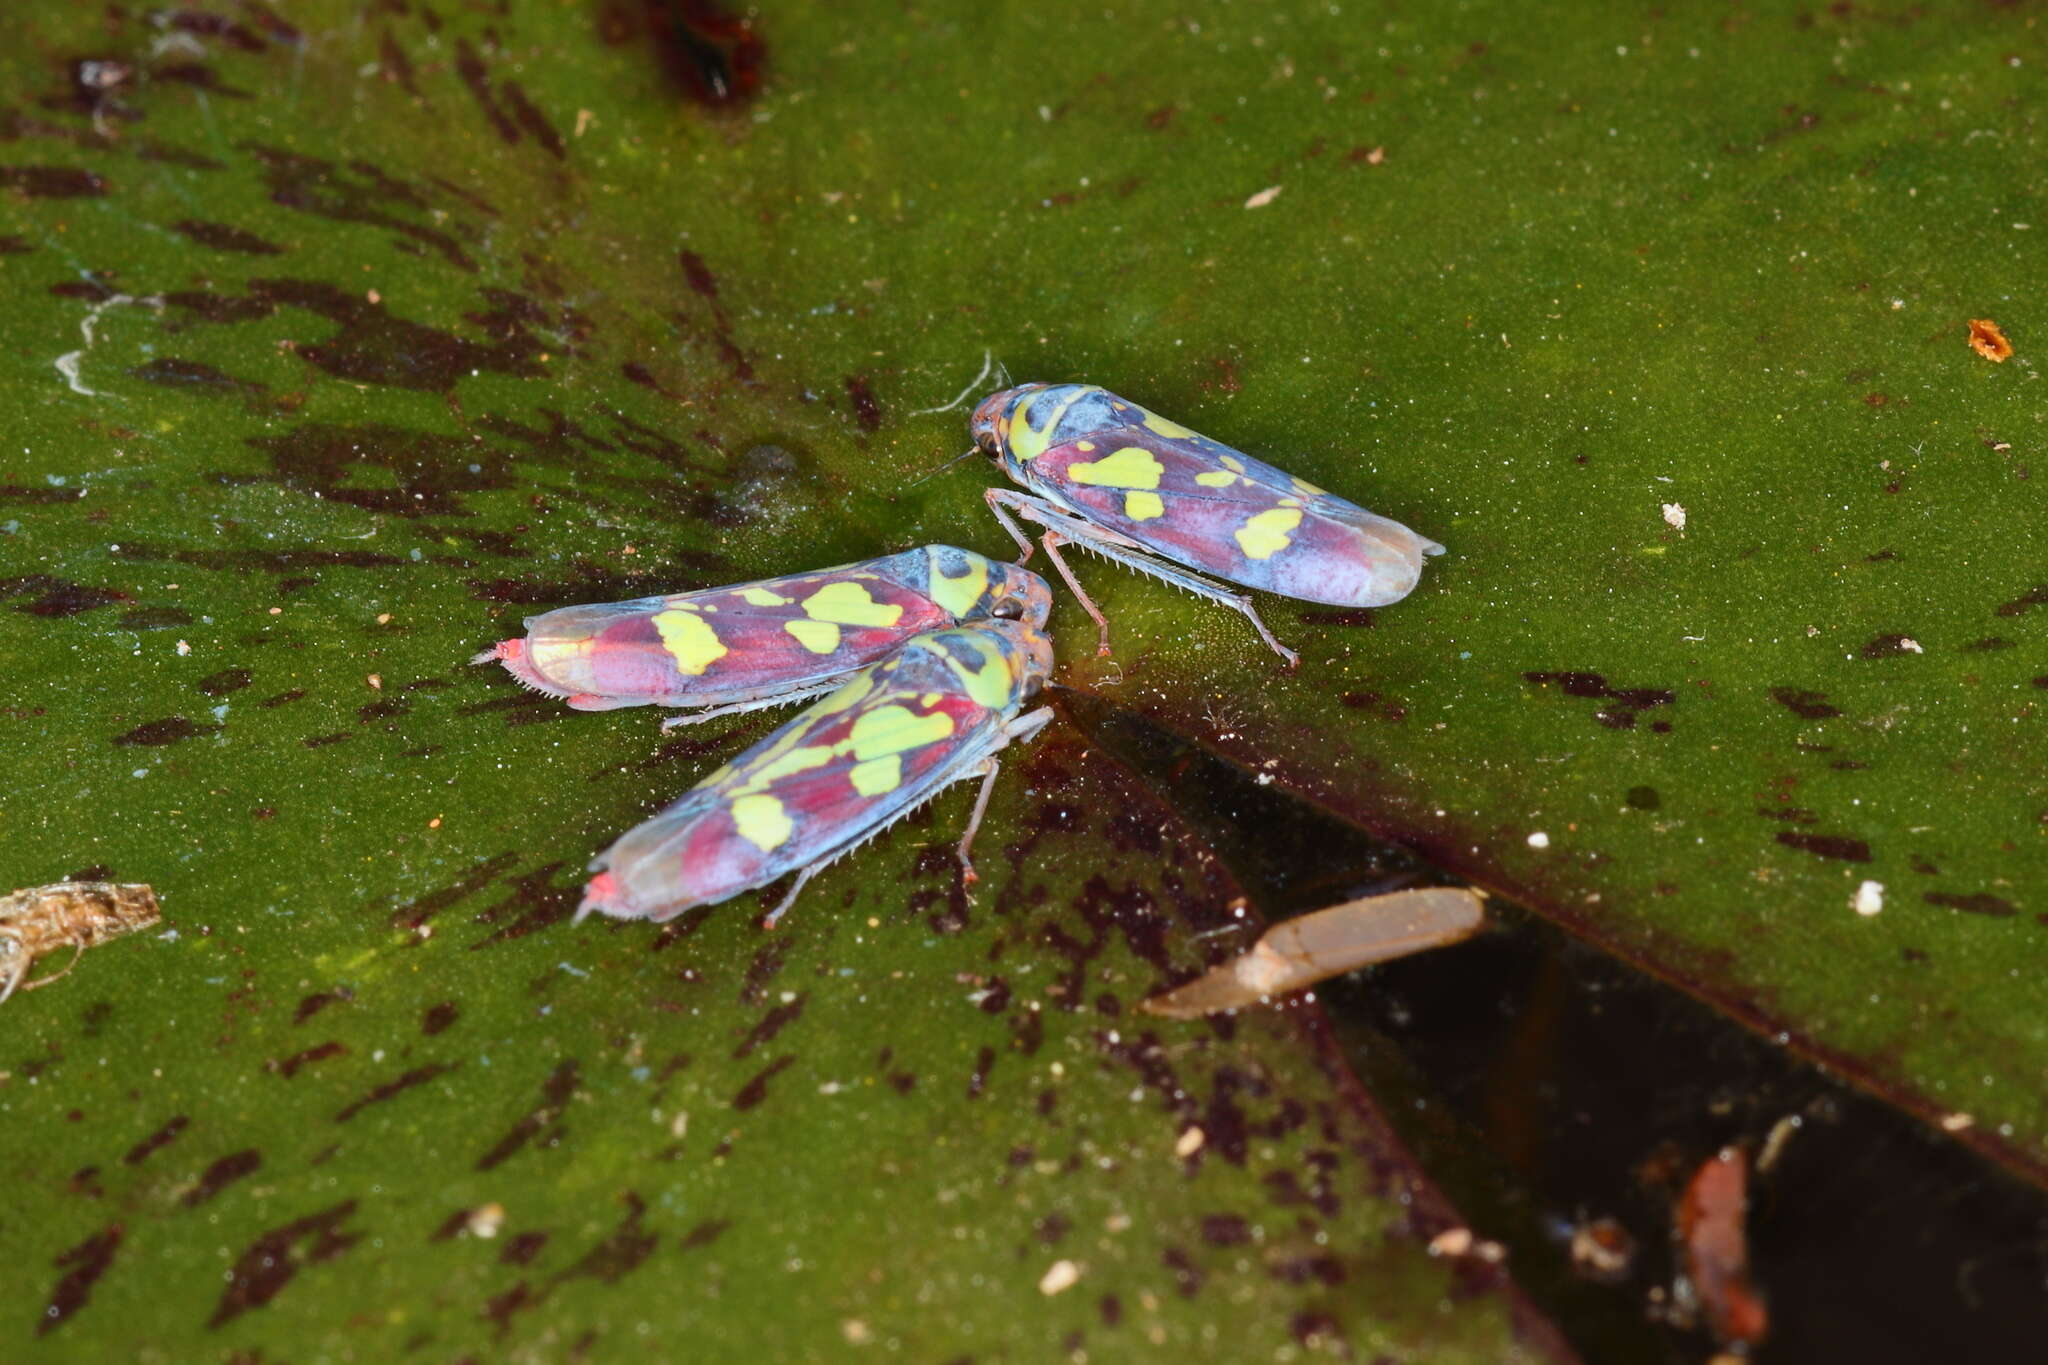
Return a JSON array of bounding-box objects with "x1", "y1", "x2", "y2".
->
[
  {"x1": 1244, "y1": 184, "x2": 1283, "y2": 209},
  {"x1": 1662, "y1": 502, "x2": 1687, "y2": 532},
  {"x1": 1428, "y1": 1227, "x2": 1474, "y2": 1257},
  {"x1": 1853, "y1": 880, "x2": 1885, "y2": 917},
  {"x1": 175, "y1": 639, "x2": 191, "y2": 656},
  {"x1": 1175, "y1": 1126, "x2": 1206, "y2": 1158},
  {"x1": 1527, "y1": 831, "x2": 1550, "y2": 849},
  {"x1": 1038, "y1": 1259, "x2": 1081, "y2": 1295},
  {"x1": 1900, "y1": 637, "x2": 1924, "y2": 653}
]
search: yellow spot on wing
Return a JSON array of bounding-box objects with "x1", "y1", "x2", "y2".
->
[
  {"x1": 1140, "y1": 408, "x2": 1198, "y2": 440},
  {"x1": 752, "y1": 745, "x2": 834, "y2": 787},
  {"x1": 731, "y1": 793, "x2": 792, "y2": 852},
  {"x1": 1220, "y1": 454, "x2": 1246, "y2": 473},
  {"x1": 1007, "y1": 388, "x2": 1089, "y2": 461},
  {"x1": 785, "y1": 618, "x2": 842, "y2": 654},
  {"x1": 653, "y1": 608, "x2": 728, "y2": 675},
  {"x1": 926, "y1": 553, "x2": 988, "y2": 619},
  {"x1": 1194, "y1": 470, "x2": 1237, "y2": 488},
  {"x1": 1236, "y1": 507, "x2": 1304, "y2": 561},
  {"x1": 803, "y1": 580, "x2": 905, "y2": 627},
  {"x1": 528, "y1": 637, "x2": 593, "y2": 674},
  {"x1": 941, "y1": 634, "x2": 1021, "y2": 709},
  {"x1": 812, "y1": 670, "x2": 876, "y2": 717},
  {"x1": 1124, "y1": 490, "x2": 1164, "y2": 520},
  {"x1": 1290, "y1": 476, "x2": 1326, "y2": 496},
  {"x1": 850, "y1": 704, "x2": 954, "y2": 760},
  {"x1": 849, "y1": 754, "x2": 902, "y2": 797},
  {"x1": 739, "y1": 586, "x2": 790, "y2": 607},
  {"x1": 1067, "y1": 445, "x2": 1163, "y2": 490}
]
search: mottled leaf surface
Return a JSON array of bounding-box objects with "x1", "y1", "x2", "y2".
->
[
  {"x1": 0, "y1": 2, "x2": 1581, "y2": 1360},
  {"x1": 1, "y1": 0, "x2": 2043, "y2": 1359}
]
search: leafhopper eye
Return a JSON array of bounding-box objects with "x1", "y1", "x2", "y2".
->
[{"x1": 988, "y1": 597, "x2": 1026, "y2": 621}]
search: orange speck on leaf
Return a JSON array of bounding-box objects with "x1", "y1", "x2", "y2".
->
[{"x1": 1967, "y1": 318, "x2": 2012, "y2": 362}]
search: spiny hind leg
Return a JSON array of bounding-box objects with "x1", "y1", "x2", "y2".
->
[
  {"x1": 1040, "y1": 527, "x2": 1301, "y2": 670},
  {"x1": 985, "y1": 488, "x2": 1122, "y2": 655},
  {"x1": 1035, "y1": 531, "x2": 1117, "y2": 657},
  {"x1": 658, "y1": 681, "x2": 842, "y2": 732},
  {"x1": 955, "y1": 759, "x2": 1000, "y2": 885},
  {"x1": 953, "y1": 708, "x2": 1053, "y2": 885}
]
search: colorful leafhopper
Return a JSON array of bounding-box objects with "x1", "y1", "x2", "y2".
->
[
  {"x1": 969, "y1": 383, "x2": 1444, "y2": 666},
  {"x1": 577, "y1": 617, "x2": 1055, "y2": 926},
  {"x1": 474, "y1": 545, "x2": 1051, "y2": 725}
]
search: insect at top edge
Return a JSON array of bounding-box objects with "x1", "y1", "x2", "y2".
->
[
  {"x1": 970, "y1": 382, "x2": 1446, "y2": 614},
  {"x1": 969, "y1": 382, "x2": 1132, "y2": 476}
]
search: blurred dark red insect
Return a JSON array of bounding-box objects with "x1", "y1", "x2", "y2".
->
[
  {"x1": 1676, "y1": 1145, "x2": 1769, "y2": 1349},
  {"x1": 654, "y1": 1, "x2": 764, "y2": 107}
]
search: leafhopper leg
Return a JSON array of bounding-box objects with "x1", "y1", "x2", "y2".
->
[
  {"x1": 992, "y1": 490, "x2": 1302, "y2": 668},
  {"x1": 760, "y1": 864, "x2": 820, "y2": 930},
  {"x1": 657, "y1": 680, "x2": 846, "y2": 732},
  {"x1": 952, "y1": 706, "x2": 1055, "y2": 885}
]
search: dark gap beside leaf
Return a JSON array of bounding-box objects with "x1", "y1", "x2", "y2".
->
[
  {"x1": 1326, "y1": 911, "x2": 2048, "y2": 1365},
  {"x1": 1066, "y1": 685, "x2": 2048, "y2": 1362}
]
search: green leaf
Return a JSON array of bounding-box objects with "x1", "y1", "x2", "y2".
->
[
  {"x1": 0, "y1": 3, "x2": 1571, "y2": 1360},
  {"x1": 3, "y1": 0, "x2": 2042, "y2": 1358}
]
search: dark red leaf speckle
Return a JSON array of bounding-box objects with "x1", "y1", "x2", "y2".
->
[
  {"x1": 209, "y1": 1201, "x2": 361, "y2": 1328},
  {"x1": 171, "y1": 219, "x2": 284, "y2": 254},
  {"x1": 1769, "y1": 687, "x2": 1840, "y2": 718},
  {"x1": 1924, "y1": 891, "x2": 2017, "y2": 917},
  {"x1": 40, "y1": 1224, "x2": 123, "y2": 1337},
  {"x1": 114, "y1": 716, "x2": 221, "y2": 746},
  {"x1": 182, "y1": 1149, "x2": 262, "y2": 1207},
  {"x1": 845, "y1": 375, "x2": 882, "y2": 432},
  {"x1": 123, "y1": 1115, "x2": 189, "y2": 1166},
  {"x1": 732, "y1": 1055, "x2": 794, "y2": 1110},
  {"x1": 195, "y1": 668, "x2": 254, "y2": 697},
  {"x1": 1776, "y1": 831, "x2": 1872, "y2": 862},
  {"x1": 1860, "y1": 633, "x2": 1920, "y2": 659},
  {"x1": 1, "y1": 166, "x2": 108, "y2": 198}
]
